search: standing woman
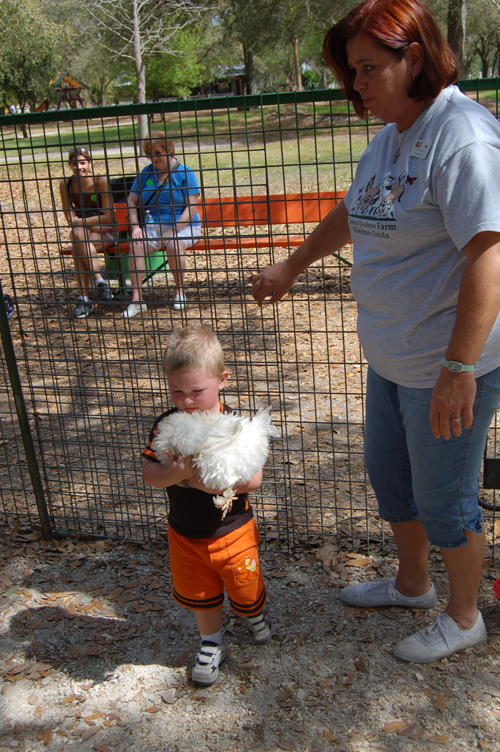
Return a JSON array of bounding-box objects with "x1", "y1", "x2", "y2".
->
[
  {"x1": 122, "y1": 133, "x2": 201, "y2": 319},
  {"x1": 60, "y1": 147, "x2": 114, "y2": 318},
  {"x1": 253, "y1": 0, "x2": 500, "y2": 662}
]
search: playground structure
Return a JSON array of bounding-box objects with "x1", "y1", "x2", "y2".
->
[{"x1": 50, "y1": 72, "x2": 88, "y2": 110}]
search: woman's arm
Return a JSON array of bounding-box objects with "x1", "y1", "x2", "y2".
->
[
  {"x1": 161, "y1": 193, "x2": 200, "y2": 238},
  {"x1": 252, "y1": 200, "x2": 351, "y2": 305},
  {"x1": 430, "y1": 230, "x2": 500, "y2": 439},
  {"x1": 127, "y1": 191, "x2": 144, "y2": 239},
  {"x1": 82, "y1": 175, "x2": 112, "y2": 228},
  {"x1": 59, "y1": 178, "x2": 74, "y2": 225}
]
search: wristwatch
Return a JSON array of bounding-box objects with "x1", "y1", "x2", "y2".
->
[{"x1": 443, "y1": 359, "x2": 475, "y2": 373}]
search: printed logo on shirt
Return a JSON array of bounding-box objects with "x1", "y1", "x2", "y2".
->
[{"x1": 350, "y1": 173, "x2": 417, "y2": 223}]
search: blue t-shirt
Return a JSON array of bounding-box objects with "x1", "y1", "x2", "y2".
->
[{"x1": 131, "y1": 161, "x2": 201, "y2": 226}]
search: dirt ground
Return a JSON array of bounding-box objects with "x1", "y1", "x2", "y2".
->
[{"x1": 0, "y1": 525, "x2": 499, "y2": 752}]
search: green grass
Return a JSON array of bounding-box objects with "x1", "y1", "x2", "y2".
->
[{"x1": 1, "y1": 101, "x2": 357, "y2": 156}]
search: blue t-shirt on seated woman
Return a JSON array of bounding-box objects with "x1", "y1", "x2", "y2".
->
[{"x1": 131, "y1": 161, "x2": 201, "y2": 227}]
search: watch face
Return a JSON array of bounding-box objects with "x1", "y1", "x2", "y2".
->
[{"x1": 449, "y1": 362, "x2": 461, "y2": 372}]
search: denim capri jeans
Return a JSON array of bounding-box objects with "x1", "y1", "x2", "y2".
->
[{"x1": 364, "y1": 365, "x2": 500, "y2": 549}]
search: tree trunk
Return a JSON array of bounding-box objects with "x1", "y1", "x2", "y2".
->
[
  {"x1": 131, "y1": 0, "x2": 148, "y2": 151},
  {"x1": 447, "y1": 0, "x2": 467, "y2": 76},
  {"x1": 243, "y1": 43, "x2": 258, "y2": 95},
  {"x1": 293, "y1": 37, "x2": 302, "y2": 91}
]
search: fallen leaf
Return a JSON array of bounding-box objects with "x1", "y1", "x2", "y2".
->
[
  {"x1": 43, "y1": 727, "x2": 52, "y2": 745},
  {"x1": 314, "y1": 544, "x2": 338, "y2": 569},
  {"x1": 345, "y1": 553, "x2": 372, "y2": 566},
  {"x1": 494, "y1": 519, "x2": 500, "y2": 539},
  {"x1": 144, "y1": 706, "x2": 161, "y2": 713},
  {"x1": 161, "y1": 691, "x2": 176, "y2": 704},
  {"x1": 383, "y1": 721, "x2": 409, "y2": 733},
  {"x1": 424, "y1": 688, "x2": 434, "y2": 699},
  {"x1": 278, "y1": 740, "x2": 296, "y2": 751},
  {"x1": 355, "y1": 658, "x2": 368, "y2": 674},
  {"x1": 85, "y1": 713, "x2": 104, "y2": 720},
  {"x1": 323, "y1": 731, "x2": 335, "y2": 742},
  {"x1": 436, "y1": 694, "x2": 447, "y2": 713},
  {"x1": 344, "y1": 607, "x2": 358, "y2": 620},
  {"x1": 429, "y1": 734, "x2": 449, "y2": 744},
  {"x1": 61, "y1": 694, "x2": 76, "y2": 705},
  {"x1": 153, "y1": 641, "x2": 161, "y2": 655},
  {"x1": 397, "y1": 723, "x2": 416, "y2": 736},
  {"x1": 56, "y1": 730, "x2": 69, "y2": 737},
  {"x1": 94, "y1": 746, "x2": 112, "y2": 752},
  {"x1": 173, "y1": 649, "x2": 190, "y2": 667},
  {"x1": 81, "y1": 727, "x2": 98, "y2": 740}
]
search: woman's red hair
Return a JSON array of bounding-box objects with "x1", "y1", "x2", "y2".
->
[{"x1": 323, "y1": 0, "x2": 458, "y2": 119}]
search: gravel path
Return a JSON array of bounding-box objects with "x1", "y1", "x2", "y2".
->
[{"x1": 0, "y1": 526, "x2": 499, "y2": 752}]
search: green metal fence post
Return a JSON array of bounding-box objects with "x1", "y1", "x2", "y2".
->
[{"x1": 0, "y1": 248, "x2": 53, "y2": 541}]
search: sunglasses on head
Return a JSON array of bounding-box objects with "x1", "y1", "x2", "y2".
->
[{"x1": 69, "y1": 147, "x2": 90, "y2": 159}]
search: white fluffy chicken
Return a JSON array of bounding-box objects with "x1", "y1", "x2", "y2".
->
[{"x1": 152, "y1": 406, "x2": 279, "y2": 518}]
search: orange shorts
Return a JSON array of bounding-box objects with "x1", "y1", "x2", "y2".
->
[{"x1": 168, "y1": 518, "x2": 267, "y2": 616}]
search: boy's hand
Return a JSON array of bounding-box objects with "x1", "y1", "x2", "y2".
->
[{"x1": 165, "y1": 450, "x2": 198, "y2": 480}]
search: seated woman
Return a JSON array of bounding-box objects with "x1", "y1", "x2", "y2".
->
[
  {"x1": 122, "y1": 133, "x2": 201, "y2": 319},
  {"x1": 59, "y1": 147, "x2": 114, "y2": 319}
]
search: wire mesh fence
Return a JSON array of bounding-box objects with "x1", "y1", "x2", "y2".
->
[{"x1": 0, "y1": 82, "x2": 499, "y2": 554}]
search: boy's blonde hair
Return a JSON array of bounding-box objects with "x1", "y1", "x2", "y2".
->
[{"x1": 163, "y1": 325, "x2": 226, "y2": 378}]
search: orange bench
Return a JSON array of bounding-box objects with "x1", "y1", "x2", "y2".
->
[{"x1": 63, "y1": 188, "x2": 350, "y2": 296}]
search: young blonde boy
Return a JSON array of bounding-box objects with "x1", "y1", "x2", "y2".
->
[{"x1": 142, "y1": 325, "x2": 271, "y2": 685}]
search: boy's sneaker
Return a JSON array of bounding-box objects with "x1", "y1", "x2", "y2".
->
[
  {"x1": 96, "y1": 279, "x2": 112, "y2": 302},
  {"x1": 340, "y1": 577, "x2": 437, "y2": 609},
  {"x1": 246, "y1": 608, "x2": 272, "y2": 645},
  {"x1": 73, "y1": 297, "x2": 93, "y2": 319},
  {"x1": 191, "y1": 641, "x2": 227, "y2": 685},
  {"x1": 393, "y1": 611, "x2": 487, "y2": 663}
]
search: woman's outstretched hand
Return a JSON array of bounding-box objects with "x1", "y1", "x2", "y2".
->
[{"x1": 252, "y1": 260, "x2": 298, "y2": 306}]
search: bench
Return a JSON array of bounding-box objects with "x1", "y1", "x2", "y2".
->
[{"x1": 62, "y1": 177, "x2": 350, "y2": 298}]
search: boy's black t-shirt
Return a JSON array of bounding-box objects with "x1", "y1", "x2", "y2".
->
[{"x1": 143, "y1": 403, "x2": 254, "y2": 539}]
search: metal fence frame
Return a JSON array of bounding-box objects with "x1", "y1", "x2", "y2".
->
[{"x1": 0, "y1": 81, "x2": 498, "y2": 554}]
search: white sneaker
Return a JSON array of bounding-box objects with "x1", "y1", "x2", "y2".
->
[
  {"x1": 340, "y1": 577, "x2": 437, "y2": 609},
  {"x1": 246, "y1": 608, "x2": 272, "y2": 645},
  {"x1": 191, "y1": 641, "x2": 227, "y2": 685},
  {"x1": 394, "y1": 611, "x2": 487, "y2": 663},
  {"x1": 173, "y1": 291, "x2": 186, "y2": 311},
  {"x1": 121, "y1": 302, "x2": 147, "y2": 319}
]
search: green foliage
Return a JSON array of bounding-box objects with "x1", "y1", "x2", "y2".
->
[
  {"x1": 146, "y1": 29, "x2": 204, "y2": 100},
  {"x1": 0, "y1": 0, "x2": 63, "y2": 108}
]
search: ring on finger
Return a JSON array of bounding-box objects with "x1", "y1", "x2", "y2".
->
[{"x1": 451, "y1": 417, "x2": 461, "y2": 422}]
